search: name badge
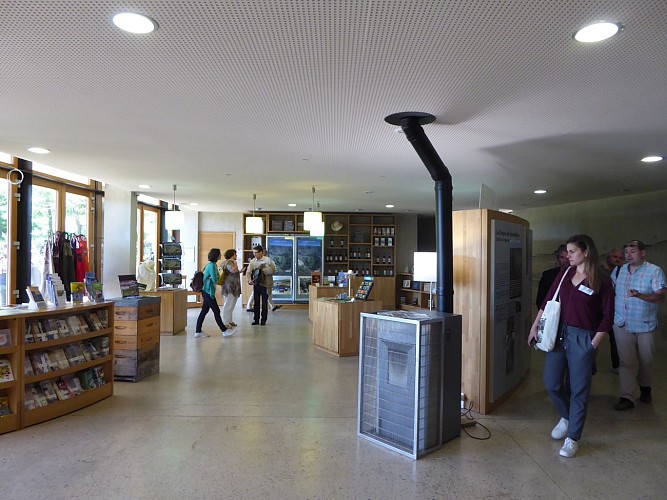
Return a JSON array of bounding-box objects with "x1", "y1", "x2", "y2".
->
[{"x1": 578, "y1": 284, "x2": 594, "y2": 295}]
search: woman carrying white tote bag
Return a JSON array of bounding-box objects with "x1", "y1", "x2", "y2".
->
[{"x1": 527, "y1": 235, "x2": 614, "y2": 459}]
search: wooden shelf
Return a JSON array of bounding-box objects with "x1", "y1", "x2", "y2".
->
[
  {"x1": 21, "y1": 383, "x2": 113, "y2": 428},
  {"x1": 0, "y1": 302, "x2": 114, "y2": 434},
  {"x1": 24, "y1": 328, "x2": 113, "y2": 351}
]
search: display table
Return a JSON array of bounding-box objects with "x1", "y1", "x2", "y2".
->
[
  {"x1": 308, "y1": 285, "x2": 347, "y2": 320},
  {"x1": 311, "y1": 298, "x2": 382, "y2": 356},
  {"x1": 139, "y1": 288, "x2": 187, "y2": 335}
]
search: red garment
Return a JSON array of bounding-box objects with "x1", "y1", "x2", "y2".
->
[{"x1": 73, "y1": 235, "x2": 89, "y2": 282}]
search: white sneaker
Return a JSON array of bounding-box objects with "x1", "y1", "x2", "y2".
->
[
  {"x1": 551, "y1": 417, "x2": 569, "y2": 440},
  {"x1": 222, "y1": 327, "x2": 237, "y2": 337},
  {"x1": 194, "y1": 332, "x2": 210, "y2": 338},
  {"x1": 559, "y1": 437, "x2": 578, "y2": 458}
]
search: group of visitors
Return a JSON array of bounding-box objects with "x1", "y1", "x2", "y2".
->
[
  {"x1": 529, "y1": 236, "x2": 665, "y2": 458},
  {"x1": 195, "y1": 244, "x2": 277, "y2": 337}
]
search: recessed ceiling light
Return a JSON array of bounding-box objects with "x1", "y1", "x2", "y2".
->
[
  {"x1": 574, "y1": 22, "x2": 621, "y2": 43},
  {"x1": 190, "y1": 202, "x2": 199, "y2": 206},
  {"x1": 386, "y1": 204, "x2": 395, "y2": 208},
  {"x1": 138, "y1": 184, "x2": 151, "y2": 189},
  {"x1": 27, "y1": 147, "x2": 50, "y2": 154},
  {"x1": 534, "y1": 189, "x2": 547, "y2": 194},
  {"x1": 641, "y1": 155, "x2": 664, "y2": 163},
  {"x1": 112, "y1": 12, "x2": 158, "y2": 34},
  {"x1": 288, "y1": 203, "x2": 297, "y2": 207}
]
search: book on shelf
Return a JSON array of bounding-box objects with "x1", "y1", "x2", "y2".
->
[
  {"x1": 55, "y1": 319, "x2": 71, "y2": 338},
  {"x1": 62, "y1": 374, "x2": 83, "y2": 396},
  {"x1": 84, "y1": 312, "x2": 104, "y2": 331},
  {"x1": 0, "y1": 358, "x2": 15, "y2": 382},
  {"x1": 77, "y1": 315, "x2": 91, "y2": 333},
  {"x1": 41, "y1": 318, "x2": 60, "y2": 339},
  {"x1": 30, "y1": 353, "x2": 49, "y2": 375},
  {"x1": 81, "y1": 341, "x2": 99, "y2": 362},
  {"x1": 46, "y1": 351, "x2": 61, "y2": 372},
  {"x1": 0, "y1": 395, "x2": 12, "y2": 416},
  {"x1": 64, "y1": 344, "x2": 86, "y2": 365},
  {"x1": 26, "y1": 384, "x2": 48, "y2": 408},
  {"x1": 39, "y1": 380, "x2": 59, "y2": 404},
  {"x1": 24, "y1": 326, "x2": 35, "y2": 344},
  {"x1": 24, "y1": 355, "x2": 35, "y2": 376},
  {"x1": 66, "y1": 316, "x2": 83, "y2": 335},
  {"x1": 96, "y1": 309, "x2": 109, "y2": 328},
  {"x1": 78, "y1": 369, "x2": 99, "y2": 390},
  {"x1": 91, "y1": 337, "x2": 109, "y2": 356},
  {"x1": 92, "y1": 366, "x2": 106, "y2": 386},
  {"x1": 70, "y1": 282, "x2": 85, "y2": 304},
  {"x1": 26, "y1": 286, "x2": 48, "y2": 310},
  {"x1": 54, "y1": 378, "x2": 71, "y2": 401},
  {"x1": 24, "y1": 387, "x2": 36, "y2": 410},
  {"x1": 52, "y1": 348, "x2": 71, "y2": 369},
  {"x1": 0, "y1": 328, "x2": 11, "y2": 348}
]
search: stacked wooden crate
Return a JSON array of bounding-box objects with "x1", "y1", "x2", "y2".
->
[{"x1": 112, "y1": 296, "x2": 161, "y2": 381}]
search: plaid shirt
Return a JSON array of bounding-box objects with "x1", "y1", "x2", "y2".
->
[{"x1": 612, "y1": 261, "x2": 667, "y2": 332}]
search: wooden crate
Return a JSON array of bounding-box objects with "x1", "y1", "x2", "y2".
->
[
  {"x1": 113, "y1": 296, "x2": 161, "y2": 321},
  {"x1": 114, "y1": 316, "x2": 160, "y2": 336},
  {"x1": 113, "y1": 329, "x2": 160, "y2": 350},
  {"x1": 114, "y1": 344, "x2": 159, "y2": 382}
]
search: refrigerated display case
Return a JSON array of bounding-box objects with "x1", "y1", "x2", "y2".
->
[{"x1": 266, "y1": 235, "x2": 323, "y2": 302}]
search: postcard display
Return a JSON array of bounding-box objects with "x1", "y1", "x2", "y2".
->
[
  {"x1": 0, "y1": 302, "x2": 114, "y2": 434},
  {"x1": 160, "y1": 242, "x2": 183, "y2": 287}
]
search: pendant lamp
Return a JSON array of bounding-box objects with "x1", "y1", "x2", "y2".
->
[
  {"x1": 310, "y1": 202, "x2": 325, "y2": 236},
  {"x1": 164, "y1": 184, "x2": 184, "y2": 230},
  {"x1": 245, "y1": 194, "x2": 264, "y2": 234},
  {"x1": 303, "y1": 185, "x2": 322, "y2": 231}
]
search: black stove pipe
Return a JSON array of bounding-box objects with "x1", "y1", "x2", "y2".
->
[{"x1": 385, "y1": 112, "x2": 453, "y2": 313}]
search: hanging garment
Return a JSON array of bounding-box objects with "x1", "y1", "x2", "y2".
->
[{"x1": 73, "y1": 234, "x2": 90, "y2": 282}]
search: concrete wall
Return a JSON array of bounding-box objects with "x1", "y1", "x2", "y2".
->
[
  {"x1": 102, "y1": 186, "x2": 137, "y2": 298},
  {"x1": 514, "y1": 189, "x2": 667, "y2": 326}
]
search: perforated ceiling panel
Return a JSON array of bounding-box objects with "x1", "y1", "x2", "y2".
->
[{"x1": 1, "y1": 1, "x2": 666, "y2": 212}]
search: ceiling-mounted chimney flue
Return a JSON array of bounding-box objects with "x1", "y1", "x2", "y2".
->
[{"x1": 385, "y1": 112, "x2": 453, "y2": 313}]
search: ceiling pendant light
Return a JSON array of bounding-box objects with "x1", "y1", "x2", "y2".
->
[
  {"x1": 310, "y1": 201, "x2": 325, "y2": 236},
  {"x1": 303, "y1": 186, "x2": 322, "y2": 231},
  {"x1": 245, "y1": 194, "x2": 264, "y2": 234},
  {"x1": 164, "y1": 184, "x2": 184, "y2": 230}
]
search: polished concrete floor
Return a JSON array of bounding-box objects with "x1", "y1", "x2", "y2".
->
[{"x1": 3, "y1": 305, "x2": 667, "y2": 499}]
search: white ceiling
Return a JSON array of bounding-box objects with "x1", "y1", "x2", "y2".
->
[{"x1": 1, "y1": 1, "x2": 666, "y2": 215}]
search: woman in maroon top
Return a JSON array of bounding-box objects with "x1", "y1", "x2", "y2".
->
[{"x1": 528, "y1": 234, "x2": 614, "y2": 458}]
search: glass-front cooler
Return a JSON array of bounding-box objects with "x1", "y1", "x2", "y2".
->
[{"x1": 266, "y1": 235, "x2": 323, "y2": 303}]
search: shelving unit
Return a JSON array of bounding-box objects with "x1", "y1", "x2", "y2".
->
[
  {"x1": 396, "y1": 272, "x2": 433, "y2": 310},
  {"x1": 0, "y1": 301, "x2": 115, "y2": 434},
  {"x1": 0, "y1": 318, "x2": 20, "y2": 434},
  {"x1": 242, "y1": 212, "x2": 397, "y2": 305}
]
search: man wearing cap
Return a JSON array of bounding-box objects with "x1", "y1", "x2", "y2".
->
[{"x1": 612, "y1": 240, "x2": 666, "y2": 411}]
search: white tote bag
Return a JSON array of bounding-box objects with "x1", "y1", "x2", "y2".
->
[{"x1": 535, "y1": 268, "x2": 571, "y2": 352}]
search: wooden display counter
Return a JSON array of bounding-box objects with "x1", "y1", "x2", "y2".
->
[
  {"x1": 0, "y1": 301, "x2": 114, "y2": 434},
  {"x1": 308, "y1": 285, "x2": 346, "y2": 320},
  {"x1": 311, "y1": 298, "x2": 382, "y2": 356},
  {"x1": 139, "y1": 288, "x2": 188, "y2": 335}
]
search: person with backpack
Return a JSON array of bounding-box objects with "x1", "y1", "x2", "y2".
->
[{"x1": 194, "y1": 248, "x2": 237, "y2": 338}]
